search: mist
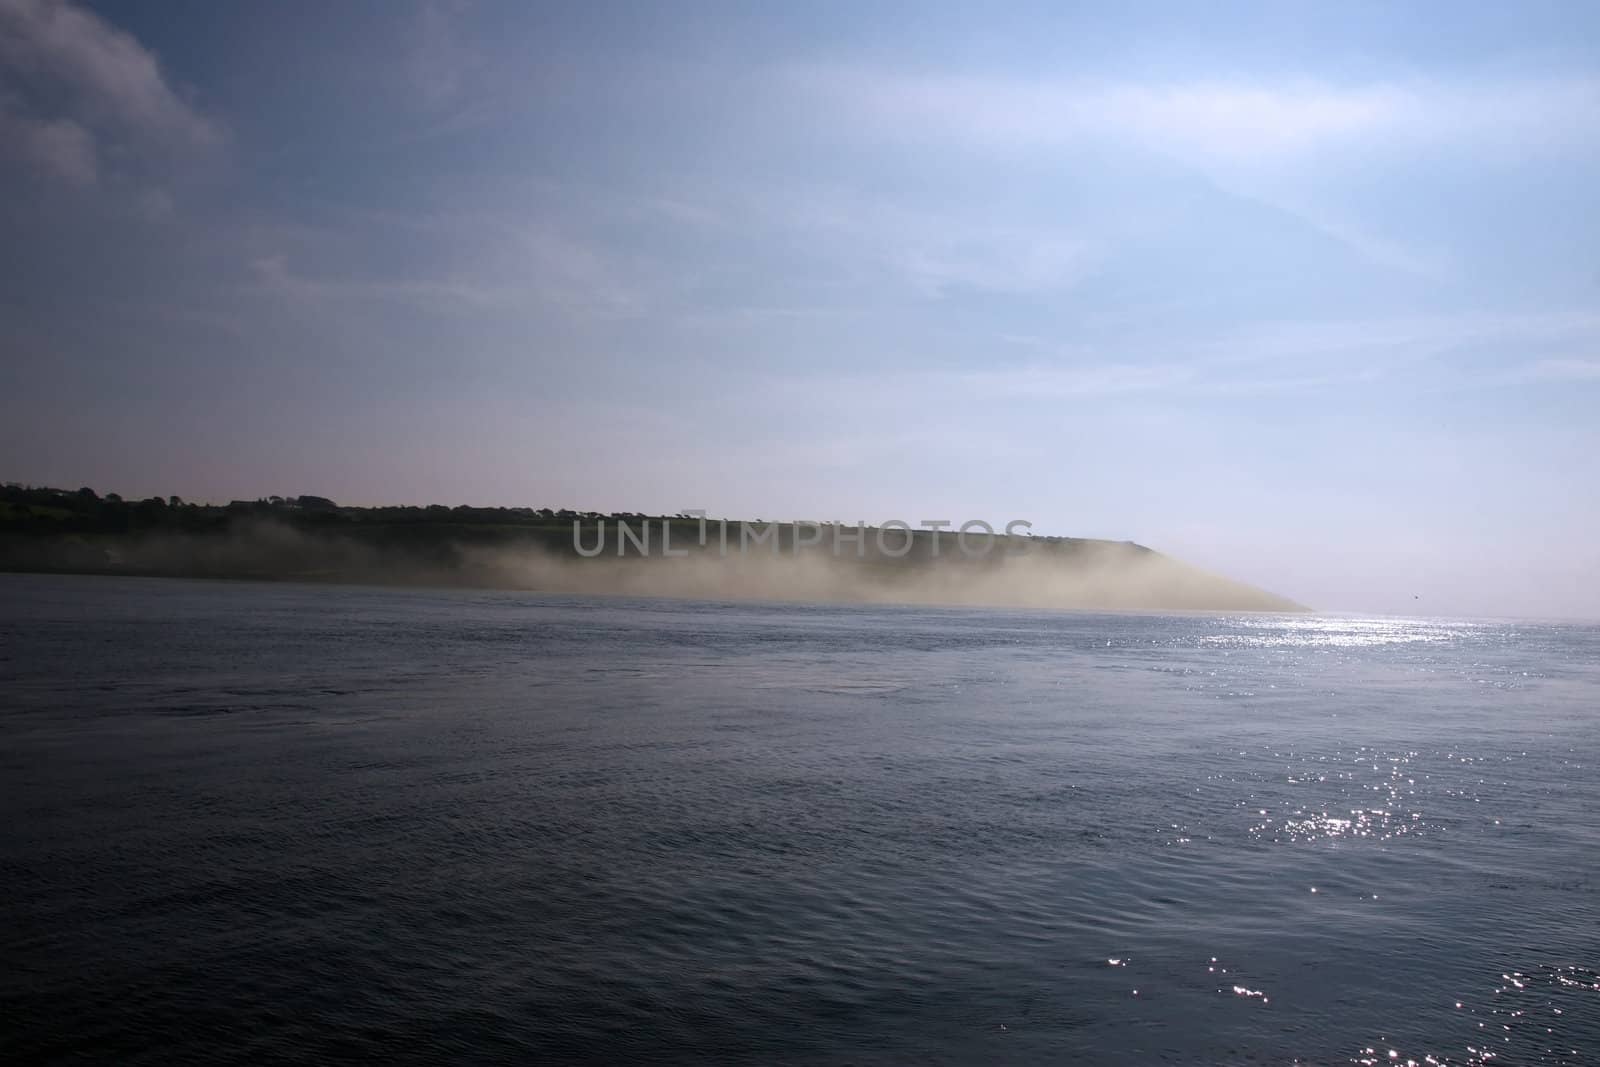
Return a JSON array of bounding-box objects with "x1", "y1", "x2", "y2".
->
[{"x1": 30, "y1": 519, "x2": 1305, "y2": 613}]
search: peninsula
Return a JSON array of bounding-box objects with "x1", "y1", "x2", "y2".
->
[{"x1": 0, "y1": 484, "x2": 1308, "y2": 612}]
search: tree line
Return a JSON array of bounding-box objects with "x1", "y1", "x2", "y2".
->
[{"x1": 0, "y1": 482, "x2": 675, "y2": 536}]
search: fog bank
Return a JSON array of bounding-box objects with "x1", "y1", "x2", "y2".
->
[{"x1": 2, "y1": 520, "x2": 1307, "y2": 613}]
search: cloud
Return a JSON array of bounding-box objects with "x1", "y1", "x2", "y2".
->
[
  {"x1": 1496, "y1": 357, "x2": 1600, "y2": 385},
  {"x1": 0, "y1": 100, "x2": 96, "y2": 185},
  {"x1": 793, "y1": 67, "x2": 1600, "y2": 167},
  {"x1": 0, "y1": 0, "x2": 219, "y2": 188},
  {"x1": 247, "y1": 252, "x2": 505, "y2": 313},
  {"x1": 739, "y1": 308, "x2": 1600, "y2": 420},
  {"x1": 1142, "y1": 311, "x2": 1597, "y2": 384},
  {"x1": 676, "y1": 183, "x2": 1098, "y2": 301},
  {"x1": 241, "y1": 215, "x2": 648, "y2": 322},
  {"x1": 957, "y1": 363, "x2": 1193, "y2": 398},
  {"x1": 895, "y1": 230, "x2": 1089, "y2": 297},
  {"x1": 1532, "y1": 358, "x2": 1600, "y2": 380}
]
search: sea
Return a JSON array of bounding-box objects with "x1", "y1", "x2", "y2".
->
[{"x1": 2, "y1": 573, "x2": 1597, "y2": 1065}]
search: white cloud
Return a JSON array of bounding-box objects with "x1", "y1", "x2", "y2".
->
[
  {"x1": 0, "y1": 0, "x2": 219, "y2": 188},
  {"x1": 793, "y1": 67, "x2": 1600, "y2": 166},
  {"x1": 769, "y1": 68, "x2": 1598, "y2": 292}
]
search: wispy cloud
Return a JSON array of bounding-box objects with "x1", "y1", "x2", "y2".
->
[
  {"x1": 895, "y1": 229, "x2": 1090, "y2": 297},
  {"x1": 741, "y1": 308, "x2": 1600, "y2": 420},
  {"x1": 955, "y1": 363, "x2": 1194, "y2": 398},
  {"x1": 247, "y1": 253, "x2": 505, "y2": 313},
  {"x1": 793, "y1": 68, "x2": 1600, "y2": 165},
  {"x1": 647, "y1": 182, "x2": 1099, "y2": 302},
  {"x1": 770, "y1": 68, "x2": 1598, "y2": 291},
  {"x1": 1489, "y1": 357, "x2": 1600, "y2": 386},
  {"x1": 243, "y1": 216, "x2": 650, "y2": 322},
  {"x1": 1202, "y1": 311, "x2": 1600, "y2": 367},
  {"x1": 1530, "y1": 358, "x2": 1600, "y2": 380}
]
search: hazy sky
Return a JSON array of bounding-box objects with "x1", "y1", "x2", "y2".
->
[{"x1": 2, "y1": 0, "x2": 1597, "y2": 618}]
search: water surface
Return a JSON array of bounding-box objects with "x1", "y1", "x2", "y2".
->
[{"x1": 2, "y1": 574, "x2": 1597, "y2": 1063}]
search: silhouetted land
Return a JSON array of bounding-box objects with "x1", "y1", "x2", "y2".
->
[
  {"x1": 0, "y1": 484, "x2": 671, "y2": 573},
  {"x1": 0, "y1": 483, "x2": 1308, "y2": 611}
]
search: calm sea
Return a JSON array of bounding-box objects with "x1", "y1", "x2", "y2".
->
[{"x1": 2, "y1": 574, "x2": 1597, "y2": 1064}]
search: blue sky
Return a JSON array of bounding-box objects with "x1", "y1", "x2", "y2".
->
[{"x1": 2, "y1": 0, "x2": 1597, "y2": 617}]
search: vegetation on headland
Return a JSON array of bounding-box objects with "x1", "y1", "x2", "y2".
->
[{"x1": 0, "y1": 483, "x2": 1309, "y2": 612}]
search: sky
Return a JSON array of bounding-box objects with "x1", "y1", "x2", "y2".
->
[{"x1": 1, "y1": 0, "x2": 1598, "y2": 618}]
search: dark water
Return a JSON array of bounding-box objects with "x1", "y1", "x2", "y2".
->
[{"x1": 2, "y1": 574, "x2": 1597, "y2": 1065}]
